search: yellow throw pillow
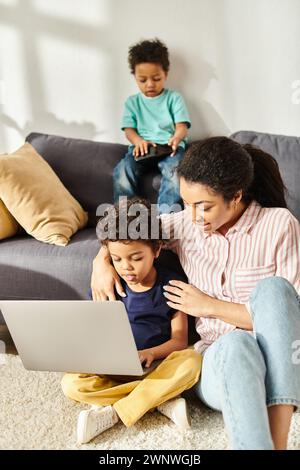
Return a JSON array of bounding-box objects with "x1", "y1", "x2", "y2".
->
[
  {"x1": 0, "y1": 199, "x2": 19, "y2": 240},
  {"x1": 0, "y1": 143, "x2": 88, "y2": 246}
]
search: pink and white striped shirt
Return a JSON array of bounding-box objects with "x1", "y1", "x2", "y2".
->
[{"x1": 161, "y1": 201, "x2": 300, "y2": 353}]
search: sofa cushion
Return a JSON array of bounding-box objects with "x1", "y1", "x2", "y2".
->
[
  {"x1": 231, "y1": 130, "x2": 300, "y2": 222},
  {"x1": 0, "y1": 200, "x2": 19, "y2": 240},
  {"x1": 0, "y1": 143, "x2": 88, "y2": 245},
  {"x1": 0, "y1": 228, "x2": 100, "y2": 304},
  {"x1": 25, "y1": 133, "x2": 160, "y2": 225}
]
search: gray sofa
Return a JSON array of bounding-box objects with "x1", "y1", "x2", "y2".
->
[
  {"x1": 0, "y1": 132, "x2": 184, "y2": 324},
  {"x1": 0, "y1": 130, "x2": 299, "y2": 325}
]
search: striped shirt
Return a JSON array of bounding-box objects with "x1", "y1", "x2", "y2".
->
[{"x1": 160, "y1": 201, "x2": 300, "y2": 353}]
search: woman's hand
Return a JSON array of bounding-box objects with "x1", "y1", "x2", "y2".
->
[
  {"x1": 138, "y1": 349, "x2": 155, "y2": 368},
  {"x1": 163, "y1": 280, "x2": 216, "y2": 317},
  {"x1": 91, "y1": 248, "x2": 126, "y2": 301}
]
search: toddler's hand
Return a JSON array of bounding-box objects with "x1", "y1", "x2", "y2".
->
[
  {"x1": 168, "y1": 136, "x2": 180, "y2": 156},
  {"x1": 133, "y1": 140, "x2": 156, "y2": 159},
  {"x1": 138, "y1": 349, "x2": 155, "y2": 368}
]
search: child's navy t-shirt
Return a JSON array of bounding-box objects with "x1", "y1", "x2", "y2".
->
[{"x1": 117, "y1": 267, "x2": 184, "y2": 351}]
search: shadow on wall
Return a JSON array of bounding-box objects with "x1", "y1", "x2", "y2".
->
[
  {"x1": 168, "y1": 54, "x2": 230, "y2": 138},
  {"x1": 0, "y1": 0, "x2": 117, "y2": 150},
  {"x1": 0, "y1": 0, "x2": 230, "y2": 150},
  {"x1": 0, "y1": 112, "x2": 101, "y2": 143}
]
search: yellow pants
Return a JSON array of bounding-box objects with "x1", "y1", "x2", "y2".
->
[{"x1": 61, "y1": 349, "x2": 202, "y2": 427}]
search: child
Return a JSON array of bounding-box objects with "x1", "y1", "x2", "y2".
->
[
  {"x1": 61, "y1": 198, "x2": 201, "y2": 445},
  {"x1": 113, "y1": 38, "x2": 191, "y2": 214}
]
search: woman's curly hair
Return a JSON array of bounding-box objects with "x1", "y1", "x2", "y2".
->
[{"x1": 177, "y1": 137, "x2": 287, "y2": 208}]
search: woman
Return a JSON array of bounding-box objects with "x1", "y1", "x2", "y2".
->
[{"x1": 91, "y1": 137, "x2": 300, "y2": 450}]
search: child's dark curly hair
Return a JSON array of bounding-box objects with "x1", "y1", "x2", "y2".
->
[
  {"x1": 128, "y1": 38, "x2": 170, "y2": 74},
  {"x1": 96, "y1": 197, "x2": 164, "y2": 252}
]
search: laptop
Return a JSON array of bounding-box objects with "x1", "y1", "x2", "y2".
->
[{"x1": 0, "y1": 300, "x2": 161, "y2": 377}]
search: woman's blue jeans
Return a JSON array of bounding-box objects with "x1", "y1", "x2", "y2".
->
[
  {"x1": 194, "y1": 277, "x2": 300, "y2": 450},
  {"x1": 113, "y1": 147, "x2": 184, "y2": 214}
]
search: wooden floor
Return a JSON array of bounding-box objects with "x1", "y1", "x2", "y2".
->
[{"x1": 0, "y1": 325, "x2": 17, "y2": 354}]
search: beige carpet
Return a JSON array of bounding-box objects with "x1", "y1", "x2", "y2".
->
[{"x1": 0, "y1": 354, "x2": 300, "y2": 450}]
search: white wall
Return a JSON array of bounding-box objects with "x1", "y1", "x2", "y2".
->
[{"x1": 0, "y1": 0, "x2": 299, "y2": 153}]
